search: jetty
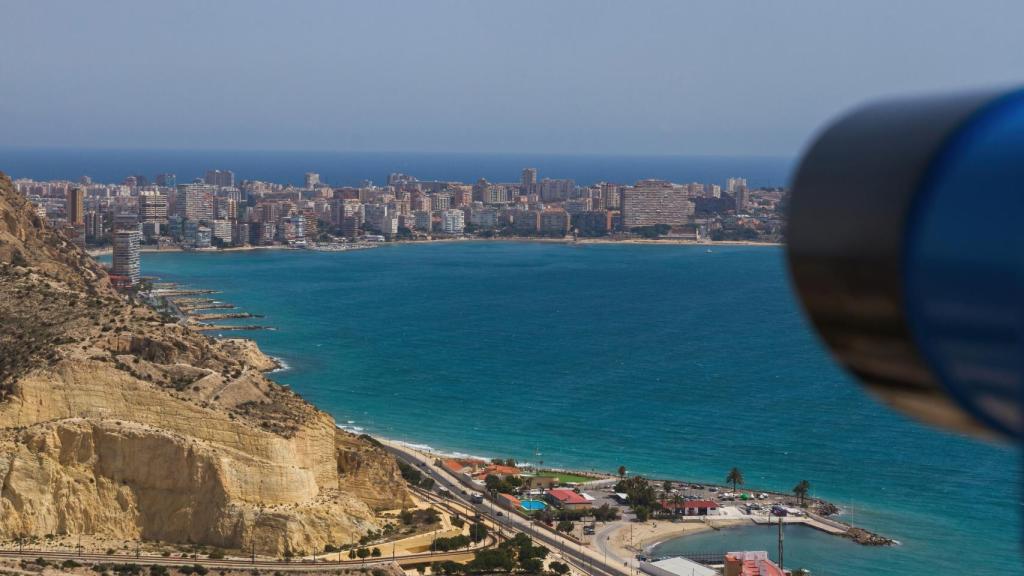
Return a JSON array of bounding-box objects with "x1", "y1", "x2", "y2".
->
[
  {"x1": 193, "y1": 324, "x2": 274, "y2": 332},
  {"x1": 154, "y1": 289, "x2": 221, "y2": 297},
  {"x1": 179, "y1": 303, "x2": 237, "y2": 312},
  {"x1": 143, "y1": 282, "x2": 272, "y2": 336},
  {"x1": 190, "y1": 312, "x2": 262, "y2": 321}
]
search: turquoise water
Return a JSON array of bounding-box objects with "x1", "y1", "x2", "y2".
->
[
  {"x1": 133, "y1": 243, "x2": 1020, "y2": 575},
  {"x1": 521, "y1": 500, "x2": 548, "y2": 511}
]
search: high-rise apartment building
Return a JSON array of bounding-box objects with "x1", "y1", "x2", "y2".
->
[
  {"x1": 440, "y1": 209, "x2": 465, "y2": 234},
  {"x1": 539, "y1": 210, "x2": 571, "y2": 236},
  {"x1": 139, "y1": 191, "x2": 168, "y2": 224},
  {"x1": 726, "y1": 177, "x2": 748, "y2": 194},
  {"x1": 600, "y1": 183, "x2": 621, "y2": 210},
  {"x1": 155, "y1": 173, "x2": 176, "y2": 187},
  {"x1": 521, "y1": 168, "x2": 538, "y2": 189},
  {"x1": 734, "y1": 184, "x2": 749, "y2": 212},
  {"x1": 538, "y1": 178, "x2": 575, "y2": 202},
  {"x1": 176, "y1": 184, "x2": 215, "y2": 221},
  {"x1": 111, "y1": 215, "x2": 141, "y2": 287},
  {"x1": 204, "y1": 169, "x2": 235, "y2": 188},
  {"x1": 621, "y1": 180, "x2": 695, "y2": 228},
  {"x1": 85, "y1": 210, "x2": 104, "y2": 242},
  {"x1": 66, "y1": 187, "x2": 85, "y2": 225},
  {"x1": 304, "y1": 172, "x2": 321, "y2": 189},
  {"x1": 413, "y1": 210, "x2": 433, "y2": 231}
]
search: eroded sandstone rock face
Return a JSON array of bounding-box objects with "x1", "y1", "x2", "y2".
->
[{"x1": 0, "y1": 173, "x2": 407, "y2": 554}]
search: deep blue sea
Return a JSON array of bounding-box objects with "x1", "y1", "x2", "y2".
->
[
  {"x1": 125, "y1": 244, "x2": 1019, "y2": 576},
  {"x1": 0, "y1": 148, "x2": 793, "y2": 188}
]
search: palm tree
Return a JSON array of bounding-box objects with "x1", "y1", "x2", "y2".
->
[
  {"x1": 793, "y1": 480, "x2": 811, "y2": 506},
  {"x1": 617, "y1": 465, "x2": 627, "y2": 479},
  {"x1": 671, "y1": 493, "x2": 684, "y2": 515},
  {"x1": 725, "y1": 467, "x2": 744, "y2": 492}
]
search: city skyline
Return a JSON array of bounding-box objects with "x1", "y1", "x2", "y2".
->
[{"x1": 3, "y1": 1, "x2": 1024, "y2": 156}]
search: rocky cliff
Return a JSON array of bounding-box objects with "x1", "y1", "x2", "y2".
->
[{"x1": 0, "y1": 173, "x2": 408, "y2": 554}]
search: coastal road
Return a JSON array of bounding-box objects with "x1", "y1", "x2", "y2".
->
[
  {"x1": 382, "y1": 440, "x2": 631, "y2": 576},
  {"x1": 0, "y1": 548, "x2": 474, "y2": 572}
]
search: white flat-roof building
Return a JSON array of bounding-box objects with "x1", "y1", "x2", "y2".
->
[{"x1": 641, "y1": 556, "x2": 717, "y2": 576}]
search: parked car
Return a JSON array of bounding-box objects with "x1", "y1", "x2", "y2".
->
[
  {"x1": 708, "y1": 487, "x2": 718, "y2": 492},
  {"x1": 771, "y1": 505, "x2": 788, "y2": 517}
]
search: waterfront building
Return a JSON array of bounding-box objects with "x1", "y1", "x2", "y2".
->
[
  {"x1": 211, "y1": 219, "x2": 233, "y2": 244},
  {"x1": 545, "y1": 489, "x2": 594, "y2": 510},
  {"x1": 204, "y1": 169, "x2": 235, "y2": 188},
  {"x1": 364, "y1": 204, "x2": 389, "y2": 231},
  {"x1": 141, "y1": 221, "x2": 161, "y2": 240},
  {"x1": 380, "y1": 215, "x2": 399, "y2": 236},
  {"x1": 539, "y1": 210, "x2": 571, "y2": 236},
  {"x1": 176, "y1": 183, "x2": 215, "y2": 221},
  {"x1": 641, "y1": 557, "x2": 717, "y2": 576},
  {"x1": 621, "y1": 179, "x2": 695, "y2": 228},
  {"x1": 440, "y1": 209, "x2": 465, "y2": 234},
  {"x1": 659, "y1": 499, "x2": 719, "y2": 516},
  {"x1": 706, "y1": 184, "x2": 722, "y2": 198},
  {"x1": 514, "y1": 210, "x2": 541, "y2": 234},
  {"x1": 723, "y1": 551, "x2": 784, "y2": 576},
  {"x1": 194, "y1": 226, "x2": 212, "y2": 248},
  {"x1": 112, "y1": 224, "x2": 142, "y2": 286},
  {"x1": 341, "y1": 215, "x2": 360, "y2": 238},
  {"x1": 232, "y1": 221, "x2": 250, "y2": 247},
  {"x1": 413, "y1": 210, "x2": 433, "y2": 231},
  {"x1": 469, "y1": 207, "x2": 498, "y2": 228},
  {"x1": 139, "y1": 190, "x2": 168, "y2": 225},
  {"x1": 573, "y1": 210, "x2": 613, "y2": 236},
  {"x1": 304, "y1": 172, "x2": 320, "y2": 189}
]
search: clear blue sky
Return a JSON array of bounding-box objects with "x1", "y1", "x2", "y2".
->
[{"x1": 2, "y1": 1, "x2": 1022, "y2": 156}]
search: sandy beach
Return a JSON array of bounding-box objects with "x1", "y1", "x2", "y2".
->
[{"x1": 601, "y1": 516, "x2": 757, "y2": 564}]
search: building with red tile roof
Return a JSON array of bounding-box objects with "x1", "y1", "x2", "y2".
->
[
  {"x1": 497, "y1": 493, "x2": 521, "y2": 510},
  {"x1": 546, "y1": 488, "x2": 594, "y2": 510},
  {"x1": 660, "y1": 499, "x2": 719, "y2": 516},
  {"x1": 472, "y1": 464, "x2": 522, "y2": 480},
  {"x1": 442, "y1": 458, "x2": 486, "y2": 476}
]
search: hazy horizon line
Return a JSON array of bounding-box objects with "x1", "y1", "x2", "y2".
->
[{"x1": 0, "y1": 145, "x2": 797, "y2": 161}]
